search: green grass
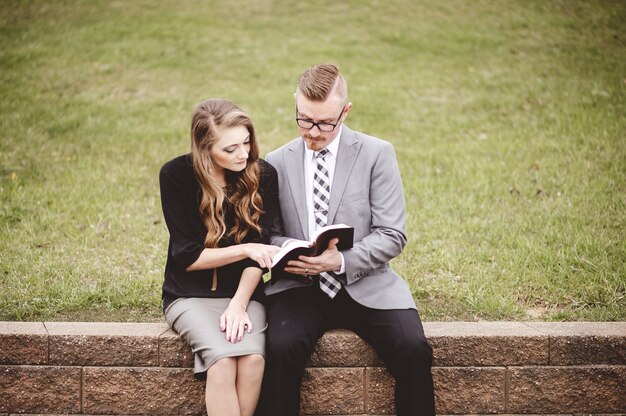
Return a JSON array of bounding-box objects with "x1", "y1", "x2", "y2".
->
[{"x1": 0, "y1": 0, "x2": 624, "y2": 321}]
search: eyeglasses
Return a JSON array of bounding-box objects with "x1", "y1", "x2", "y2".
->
[{"x1": 295, "y1": 105, "x2": 345, "y2": 132}]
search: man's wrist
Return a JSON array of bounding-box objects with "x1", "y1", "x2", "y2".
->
[{"x1": 336, "y1": 252, "x2": 346, "y2": 274}]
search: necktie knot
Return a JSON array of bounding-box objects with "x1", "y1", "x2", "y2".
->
[{"x1": 315, "y1": 148, "x2": 329, "y2": 160}]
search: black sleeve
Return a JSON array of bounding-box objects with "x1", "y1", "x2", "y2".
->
[
  {"x1": 159, "y1": 160, "x2": 205, "y2": 269},
  {"x1": 239, "y1": 258, "x2": 265, "y2": 272}
]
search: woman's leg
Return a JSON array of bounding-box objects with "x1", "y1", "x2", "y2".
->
[
  {"x1": 205, "y1": 357, "x2": 240, "y2": 416},
  {"x1": 235, "y1": 354, "x2": 265, "y2": 416}
]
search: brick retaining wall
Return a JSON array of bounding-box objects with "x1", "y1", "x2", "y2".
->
[{"x1": 1, "y1": 321, "x2": 624, "y2": 415}]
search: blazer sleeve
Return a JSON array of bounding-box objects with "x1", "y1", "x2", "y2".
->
[
  {"x1": 266, "y1": 151, "x2": 291, "y2": 248},
  {"x1": 259, "y1": 159, "x2": 279, "y2": 245},
  {"x1": 342, "y1": 142, "x2": 407, "y2": 285}
]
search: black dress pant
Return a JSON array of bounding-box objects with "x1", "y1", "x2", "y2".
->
[{"x1": 255, "y1": 285, "x2": 435, "y2": 416}]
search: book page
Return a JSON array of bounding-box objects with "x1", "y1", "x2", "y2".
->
[{"x1": 271, "y1": 239, "x2": 312, "y2": 266}]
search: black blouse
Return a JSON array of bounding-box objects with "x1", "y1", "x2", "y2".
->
[{"x1": 159, "y1": 154, "x2": 278, "y2": 311}]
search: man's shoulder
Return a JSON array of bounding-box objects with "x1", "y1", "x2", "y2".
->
[
  {"x1": 266, "y1": 137, "x2": 301, "y2": 163},
  {"x1": 356, "y1": 131, "x2": 392, "y2": 147},
  {"x1": 343, "y1": 128, "x2": 396, "y2": 163}
]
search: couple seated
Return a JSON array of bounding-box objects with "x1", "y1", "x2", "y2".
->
[{"x1": 159, "y1": 63, "x2": 435, "y2": 416}]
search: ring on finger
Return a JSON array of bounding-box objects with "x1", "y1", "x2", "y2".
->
[{"x1": 304, "y1": 268, "x2": 309, "y2": 274}]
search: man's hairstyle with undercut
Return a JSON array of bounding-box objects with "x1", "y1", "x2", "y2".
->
[{"x1": 297, "y1": 63, "x2": 348, "y2": 102}]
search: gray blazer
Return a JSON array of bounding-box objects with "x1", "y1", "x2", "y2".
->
[{"x1": 265, "y1": 125, "x2": 416, "y2": 310}]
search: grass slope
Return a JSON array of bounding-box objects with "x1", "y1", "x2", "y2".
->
[{"x1": 1, "y1": 0, "x2": 624, "y2": 321}]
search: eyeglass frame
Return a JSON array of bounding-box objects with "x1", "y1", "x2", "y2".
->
[{"x1": 295, "y1": 105, "x2": 346, "y2": 132}]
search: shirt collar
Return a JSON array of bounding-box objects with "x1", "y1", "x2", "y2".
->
[{"x1": 304, "y1": 124, "x2": 343, "y2": 160}]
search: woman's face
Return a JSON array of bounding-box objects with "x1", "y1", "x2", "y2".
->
[{"x1": 210, "y1": 125, "x2": 251, "y2": 175}]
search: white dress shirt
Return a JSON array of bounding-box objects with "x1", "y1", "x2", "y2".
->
[{"x1": 303, "y1": 125, "x2": 346, "y2": 274}]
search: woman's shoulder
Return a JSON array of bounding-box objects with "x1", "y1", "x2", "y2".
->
[
  {"x1": 257, "y1": 158, "x2": 277, "y2": 180},
  {"x1": 160, "y1": 154, "x2": 193, "y2": 176}
]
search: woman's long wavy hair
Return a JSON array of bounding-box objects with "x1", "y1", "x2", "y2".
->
[{"x1": 190, "y1": 98, "x2": 263, "y2": 247}]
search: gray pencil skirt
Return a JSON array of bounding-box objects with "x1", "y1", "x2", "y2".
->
[{"x1": 164, "y1": 297, "x2": 267, "y2": 379}]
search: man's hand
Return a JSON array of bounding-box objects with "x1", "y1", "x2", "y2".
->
[{"x1": 285, "y1": 238, "x2": 342, "y2": 276}]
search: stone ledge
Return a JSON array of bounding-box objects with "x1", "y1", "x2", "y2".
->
[
  {"x1": 1, "y1": 321, "x2": 624, "y2": 416},
  {"x1": 425, "y1": 322, "x2": 549, "y2": 366},
  {"x1": 0, "y1": 322, "x2": 48, "y2": 365},
  {"x1": 46, "y1": 322, "x2": 168, "y2": 367},
  {"x1": 522, "y1": 322, "x2": 626, "y2": 365},
  {"x1": 3, "y1": 321, "x2": 624, "y2": 367}
]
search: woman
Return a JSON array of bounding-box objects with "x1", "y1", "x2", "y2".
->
[{"x1": 159, "y1": 98, "x2": 279, "y2": 416}]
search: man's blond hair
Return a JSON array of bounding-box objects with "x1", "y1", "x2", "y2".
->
[{"x1": 296, "y1": 63, "x2": 348, "y2": 103}]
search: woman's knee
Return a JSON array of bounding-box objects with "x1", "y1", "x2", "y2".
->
[
  {"x1": 206, "y1": 357, "x2": 237, "y2": 384},
  {"x1": 238, "y1": 353, "x2": 265, "y2": 371}
]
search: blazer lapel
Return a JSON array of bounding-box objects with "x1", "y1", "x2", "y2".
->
[
  {"x1": 328, "y1": 126, "x2": 361, "y2": 224},
  {"x1": 284, "y1": 139, "x2": 309, "y2": 239}
]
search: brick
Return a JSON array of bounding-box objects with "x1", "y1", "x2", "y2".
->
[
  {"x1": 46, "y1": 322, "x2": 167, "y2": 366},
  {"x1": 159, "y1": 328, "x2": 194, "y2": 367},
  {"x1": 365, "y1": 366, "x2": 517, "y2": 415},
  {"x1": 425, "y1": 322, "x2": 548, "y2": 366},
  {"x1": 433, "y1": 367, "x2": 506, "y2": 414},
  {"x1": 508, "y1": 366, "x2": 626, "y2": 413},
  {"x1": 0, "y1": 365, "x2": 80, "y2": 414},
  {"x1": 366, "y1": 367, "x2": 395, "y2": 414},
  {"x1": 308, "y1": 329, "x2": 381, "y2": 367},
  {"x1": 83, "y1": 367, "x2": 204, "y2": 415},
  {"x1": 524, "y1": 322, "x2": 626, "y2": 365},
  {"x1": 0, "y1": 322, "x2": 47, "y2": 365},
  {"x1": 301, "y1": 367, "x2": 365, "y2": 415},
  {"x1": 550, "y1": 335, "x2": 626, "y2": 365}
]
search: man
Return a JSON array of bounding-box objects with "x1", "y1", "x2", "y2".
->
[{"x1": 258, "y1": 64, "x2": 435, "y2": 416}]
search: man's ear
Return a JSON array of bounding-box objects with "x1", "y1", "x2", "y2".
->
[{"x1": 342, "y1": 102, "x2": 353, "y2": 120}]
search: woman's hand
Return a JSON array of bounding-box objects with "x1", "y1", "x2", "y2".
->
[
  {"x1": 242, "y1": 243, "x2": 281, "y2": 269},
  {"x1": 220, "y1": 300, "x2": 252, "y2": 343}
]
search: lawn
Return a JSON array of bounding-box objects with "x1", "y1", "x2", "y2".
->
[{"x1": 0, "y1": 0, "x2": 624, "y2": 321}]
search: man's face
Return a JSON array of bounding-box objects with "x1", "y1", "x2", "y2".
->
[{"x1": 295, "y1": 93, "x2": 350, "y2": 152}]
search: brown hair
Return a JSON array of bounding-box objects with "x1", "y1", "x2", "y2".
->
[
  {"x1": 296, "y1": 63, "x2": 348, "y2": 102},
  {"x1": 190, "y1": 98, "x2": 263, "y2": 247}
]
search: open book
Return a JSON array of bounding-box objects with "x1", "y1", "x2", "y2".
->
[{"x1": 270, "y1": 224, "x2": 354, "y2": 280}]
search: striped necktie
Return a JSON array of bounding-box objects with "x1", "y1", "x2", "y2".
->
[{"x1": 313, "y1": 148, "x2": 342, "y2": 298}]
